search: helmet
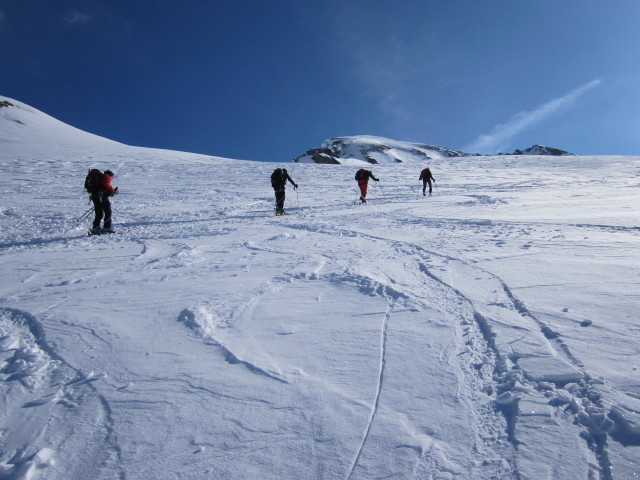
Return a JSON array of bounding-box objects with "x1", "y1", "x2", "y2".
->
[{"x1": 104, "y1": 170, "x2": 114, "y2": 177}]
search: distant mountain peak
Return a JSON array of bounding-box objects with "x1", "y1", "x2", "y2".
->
[
  {"x1": 512, "y1": 145, "x2": 573, "y2": 156},
  {"x1": 294, "y1": 136, "x2": 468, "y2": 165},
  {"x1": 294, "y1": 136, "x2": 574, "y2": 164}
]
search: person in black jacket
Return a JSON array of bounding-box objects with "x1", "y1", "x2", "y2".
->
[
  {"x1": 419, "y1": 167, "x2": 435, "y2": 196},
  {"x1": 355, "y1": 168, "x2": 379, "y2": 203},
  {"x1": 271, "y1": 168, "x2": 298, "y2": 215}
]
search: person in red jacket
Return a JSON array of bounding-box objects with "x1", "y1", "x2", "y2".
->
[
  {"x1": 355, "y1": 168, "x2": 379, "y2": 203},
  {"x1": 90, "y1": 170, "x2": 118, "y2": 234}
]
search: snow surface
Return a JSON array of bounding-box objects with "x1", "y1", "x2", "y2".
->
[{"x1": 1, "y1": 95, "x2": 640, "y2": 479}]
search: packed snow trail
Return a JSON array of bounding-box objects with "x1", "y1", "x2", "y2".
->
[{"x1": 1, "y1": 130, "x2": 639, "y2": 479}]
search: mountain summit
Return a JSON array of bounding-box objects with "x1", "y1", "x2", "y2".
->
[
  {"x1": 512, "y1": 145, "x2": 573, "y2": 156},
  {"x1": 293, "y1": 136, "x2": 468, "y2": 165},
  {"x1": 293, "y1": 136, "x2": 573, "y2": 164}
]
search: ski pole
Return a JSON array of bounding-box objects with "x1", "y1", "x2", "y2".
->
[
  {"x1": 110, "y1": 207, "x2": 138, "y2": 223},
  {"x1": 377, "y1": 181, "x2": 386, "y2": 197},
  {"x1": 75, "y1": 206, "x2": 94, "y2": 226},
  {"x1": 296, "y1": 188, "x2": 300, "y2": 214}
]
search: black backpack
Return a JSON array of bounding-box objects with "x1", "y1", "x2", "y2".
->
[
  {"x1": 271, "y1": 168, "x2": 284, "y2": 188},
  {"x1": 84, "y1": 168, "x2": 103, "y2": 193},
  {"x1": 355, "y1": 168, "x2": 366, "y2": 181}
]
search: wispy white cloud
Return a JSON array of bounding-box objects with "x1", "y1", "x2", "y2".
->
[
  {"x1": 63, "y1": 11, "x2": 95, "y2": 26},
  {"x1": 328, "y1": 2, "x2": 441, "y2": 135},
  {"x1": 464, "y1": 79, "x2": 602, "y2": 154}
]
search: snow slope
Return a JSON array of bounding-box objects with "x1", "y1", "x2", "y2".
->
[
  {"x1": 0, "y1": 97, "x2": 122, "y2": 147},
  {"x1": 1, "y1": 96, "x2": 640, "y2": 480}
]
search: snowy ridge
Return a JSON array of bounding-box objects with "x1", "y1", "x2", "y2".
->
[
  {"x1": 293, "y1": 135, "x2": 573, "y2": 164},
  {"x1": 0, "y1": 96, "x2": 122, "y2": 147},
  {"x1": 294, "y1": 135, "x2": 469, "y2": 164},
  {"x1": 512, "y1": 145, "x2": 573, "y2": 156},
  {"x1": 1, "y1": 97, "x2": 639, "y2": 479}
]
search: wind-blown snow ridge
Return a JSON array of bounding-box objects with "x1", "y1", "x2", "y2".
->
[{"x1": 178, "y1": 305, "x2": 288, "y2": 384}]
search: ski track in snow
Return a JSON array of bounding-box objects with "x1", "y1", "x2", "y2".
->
[
  {"x1": 267, "y1": 222, "x2": 520, "y2": 478},
  {"x1": 276, "y1": 212, "x2": 630, "y2": 478},
  {"x1": 346, "y1": 299, "x2": 396, "y2": 480}
]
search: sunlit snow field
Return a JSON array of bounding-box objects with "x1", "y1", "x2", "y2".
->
[{"x1": 1, "y1": 97, "x2": 639, "y2": 479}]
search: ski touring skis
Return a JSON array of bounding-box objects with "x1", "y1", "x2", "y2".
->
[{"x1": 88, "y1": 228, "x2": 118, "y2": 236}]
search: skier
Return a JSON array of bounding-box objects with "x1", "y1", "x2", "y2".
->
[
  {"x1": 419, "y1": 167, "x2": 435, "y2": 196},
  {"x1": 90, "y1": 170, "x2": 118, "y2": 234},
  {"x1": 271, "y1": 168, "x2": 298, "y2": 215},
  {"x1": 355, "y1": 168, "x2": 379, "y2": 203}
]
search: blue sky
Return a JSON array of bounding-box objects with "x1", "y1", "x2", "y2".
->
[{"x1": 1, "y1": 0, "x2": 639, "y2": 161}]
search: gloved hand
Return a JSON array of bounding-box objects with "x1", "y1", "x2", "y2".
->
[
  {"x1": 114, "y1": 187, "x2": 119, "y2": 195},
  {"x1": 294, "y1": 184, "x2": 298, "y2": 189},
  {"x1": 375, "y1": 179, "x2": 380, "y2": 182}
]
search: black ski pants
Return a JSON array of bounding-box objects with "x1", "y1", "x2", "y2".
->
[
  {"x1": 422, "y1": 178, "x2": 433, "y2": 194},
  {"x1": 91, "y1": 192, "x2": 112, "y2": 229},
  {"x1": 274, "y1": 188, "x2": 286, "y2": 212}
]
